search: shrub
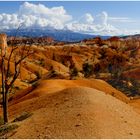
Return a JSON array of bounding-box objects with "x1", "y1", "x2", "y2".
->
[
  {"x1": 70, "y1": 67, "x2": 78, "y2": 78},
  {"x1": 35, "y1": 71, "x2": 41, "y2": 79},
  {"x1": 14, "y1": 86, "x2": 20, "y2": 90},
  {"x1": 12, "y1": 112, "x2": 33, "y2": 122},
  {"x1": 0, "y1": 124, "x2": 18, "y2": 137},
  {"x1": 39, "y1": 59, "x2": 45, "y2": 67},
  {"x1": 32, "y1": 81, "x2": 39, "y2": 88},
  {"x1": 83, "y1": 63, "x2": 93, "y2": 78}
]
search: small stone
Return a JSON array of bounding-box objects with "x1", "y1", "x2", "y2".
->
[
  {"x1": 64, "y1": 99, "x2": 69, "y2": 102},
  {"x1": 75, "y1": 124, "x2": 81, "y2": 127},
  {"x1": 55, "y1": 103, "x2": 59, "y2": 106},
  {"x1": 124, "y1": 120, "x2": 127, "y2": 123},
  {"x1": 76, "y1": 113, "x2": 81, "y2": 116},
  {"x1": 129, "y1": 132, "x2": 133, "y2": 135}
]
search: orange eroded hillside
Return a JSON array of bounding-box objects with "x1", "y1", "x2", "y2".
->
[
  {"x1": 7, "y1": 79, "x2": 129, "y2": 118},
  {"x1": 8, "y1": 86, "x2": 140, "y2": 139}
]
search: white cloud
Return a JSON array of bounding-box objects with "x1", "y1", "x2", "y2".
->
[
  {"x1": 95, "y1": 11, "x2": 108, "y2": 26},
  {"x1": 0, "y1": 2, "x2": 72, "y2": 30},
  {"x1": 65, "y1": 12, "x2": 121, "y2": 36},
  {"x1": 19, "y1": 2, "x2": 72, "y2": 24},
  {"x1": 78, "y1": 13, "x2": 94, "y2": 24},
  {"x1": 0, "y1": 13, "x2": 20, "y2": 29},
  {"x1": 65, "y1": 11, "x2": 140, "y2": 36},
  {"x1": 0, "y1": 2, "x2": 139, "y2": 36}
]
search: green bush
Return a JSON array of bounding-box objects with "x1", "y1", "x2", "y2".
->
[
  {"x1": 70, "y1": 67, "x2": 78, "y2": 78},
  {"x1": 32, "y1": 81, "x2": 39, "y2": 88},
  {"x1": 0, "y1": 124, "x2": 18, "y2": 137},
  {"x1": 83, "y1": 63, "x2": 93, "y2": 78},
  {"x1": 12, "y1": 112, "x2": 33, "y2": 122}
]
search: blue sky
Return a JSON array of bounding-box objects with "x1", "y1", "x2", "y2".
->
[
  {"x1": 0, "y1": 1, "x2": 140, "y2": 35},
  {"x1": 0, "y1": 1, "x2": 140, "y2": 18}
]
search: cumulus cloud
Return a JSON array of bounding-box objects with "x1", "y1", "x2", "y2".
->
[
  {"x1": 0, "y1": 13, "x2": 19, "y2": 29},
  {"x1": 65, "y1": 11, "x2": 121, "y2": 36},
  {"x1": 0, "y1": 2, "x2": 138, "y2": 35},
  {"x1": 0, "y1": 2, "x2": 72, "y2": 30},
  {"x1": 65, "y1": 11, "x2": 140, "y2": 35},
  {"x1": 19, "y1": 2, "x2": 72, "y2": 24},
  {"x1": 78, "y1": 13, "x2": 94, "y2": 24},
  {"x1": 95, "y1": 11, "x2": 108, "y2": 26}
]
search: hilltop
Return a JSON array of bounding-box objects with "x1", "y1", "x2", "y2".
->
[{"x1": 9, "y1": 84, "x2": 140, "y2": 139}]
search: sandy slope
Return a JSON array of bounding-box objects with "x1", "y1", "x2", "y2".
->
[
  {"x1": 0, "y1": 79, "x2": 139, "y2": 138},
  {"x1": 8, "y1": 79, "x2": 129, "y2": 114},
  {"x1": 45, "y1": 58, "x2": 69, "y2": 73},
  {"x1": 129, "y1": 98, "x2": 140, "y2": 114},
  {"x1": 10, "y1": 87, "x2": 140, "y2": 139},
  {"x1": 22, "y1": 60, "x2": 48, "y2": 76}
]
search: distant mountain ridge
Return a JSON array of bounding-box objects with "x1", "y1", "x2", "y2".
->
[
  {"x1": 1, "y1": 28, "x2": 110, "y2": 42},
  {"x1": 121, "y1": 34, "x2": 140, "y2": 40}
]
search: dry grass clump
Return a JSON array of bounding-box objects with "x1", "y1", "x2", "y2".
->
[
  {"x1": 0, "y1": 124, "x2": 18, "y2": 138},
  {"x1": 12, "y1": 112, "x2": 33, "y2": 122}
]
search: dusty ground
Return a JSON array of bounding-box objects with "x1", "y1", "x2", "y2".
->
[
  {"x1": 0, "y1": 79, "x2": 138, "y2": 139},
  {"x1": 10, "y1": 86, "x2": 140, "y2": 139},
  {"x1": 8, "y1": 79, "x2": 129, "y2": 117}
]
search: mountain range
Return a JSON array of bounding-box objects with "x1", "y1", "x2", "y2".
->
[{"x1": 1, "y1": 28, "x2": 110, "y2": 42}]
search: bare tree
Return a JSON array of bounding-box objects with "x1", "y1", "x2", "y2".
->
[{"x1": 0, "y1": 33, "x2": 34, "y2": 123}]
